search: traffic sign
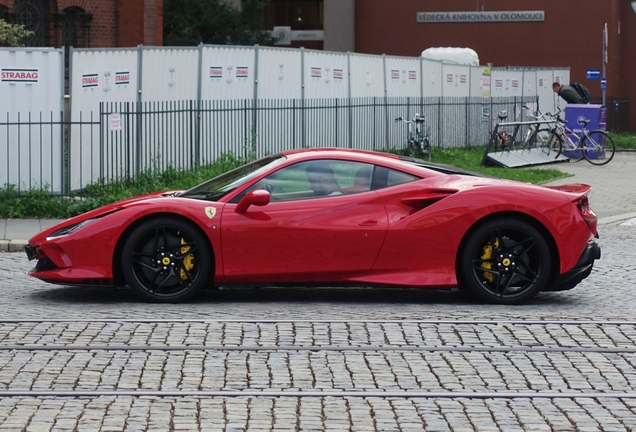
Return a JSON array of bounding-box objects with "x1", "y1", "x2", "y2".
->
[
  {"x1": 586, "y1": 69, "x2": 601, "y2": 80},
  {"x1": 600, "y1": 78, "x2": 607, "y2": 90}
]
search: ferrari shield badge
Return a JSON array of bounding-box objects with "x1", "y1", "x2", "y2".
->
[{"x1": 205, "y1": 207, "x2": 217, "y2": 219}]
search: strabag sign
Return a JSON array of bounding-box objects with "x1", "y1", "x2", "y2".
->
[
  {"x1": 1, "y1": 68, "x2": 39, "y2": 83},
  {"x1": 417, "y1": 11, "x2": 544, "y2": 23}
]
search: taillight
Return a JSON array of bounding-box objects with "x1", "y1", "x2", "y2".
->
[{"x1": 576, "y1": 196, "x2": 597, "y2": 236}]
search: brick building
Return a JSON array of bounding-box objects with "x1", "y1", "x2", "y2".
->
[
  {"x1": 263, "y1": 0, "x2": 635, "y2": 132},
  {"x1": 0, "y1": 0, "x2": 162, "y2": 48}
]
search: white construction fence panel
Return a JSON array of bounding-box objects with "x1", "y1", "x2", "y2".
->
[
  {"x1": 201, "y1": 45, "x2": 256, "y2": 101},
  {"x1": 257, "y1": 47, "x2": 302, "y2": 99},
  {"x1": 303, "y1": 50, "x2": 349, "y2": 99},
  {"x1": 0, "y1": 48, "x2": 64, "y2": 192},
  {"x1": 441, "y1": 63, "x2": 471, "y2": 97},
  {"x1": 470, "y1": 65, "x2": 489, "y2": 99},
  {"x1": 421, "y1": 59, "x2": 443, "y2": 97},
  {"x1": 491, "y1": 68, "x2": 524, "y2": 101},
  {"x1": 384, "y1": 56, "x2": 421, "y2": 98},
  {"x1": 141, "y1": 47, "x2": 199, "y2": 102},
  {"x1": 348, "y1": 53, "x2": 385, "y2": 98},
  {"x1": 69, "y1": 48, "x2": 139, "y2": 191}
]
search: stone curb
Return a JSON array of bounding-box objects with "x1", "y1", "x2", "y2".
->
[{"x1": 0, "y1": 240, "x2": 28, "y2": 253}]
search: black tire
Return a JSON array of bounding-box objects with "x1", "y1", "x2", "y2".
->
[
  {"x1": 121, "y1": 217, "x2": 212, "y2": 303},
  {"x1": 542, "y1": 132, "x2": 563, "y2": 158},
  {"x1": 582, "y1": 131, "x2": 615, "y2": 166},
  {"x1": 458, "y1": 218, "x2": 551, "y2": 305}
]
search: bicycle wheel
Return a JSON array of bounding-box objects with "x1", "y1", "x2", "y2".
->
[
  {"x1": 421, "y1": 138, "x2": 432, "y2": 160},
  {"x1": 407, "y1": 139, "x2": 416, "y2": 157},
  {"x1": 412, "y1": 138, "x2": 431, "y2": 160},
  {"x1": 582, "y1": 130, "x2": 616, "y2": 166},
  {"x1": 532, "y1": 128, "x2": 552, "y2": 150},
  {"x1": 542, "y1": 132, "x2": 563, "y2": 158}
]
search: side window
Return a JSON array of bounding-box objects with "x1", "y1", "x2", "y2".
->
[
  {"x1": 387, "y1": 169, "x2": 419, "y2": 187},
  {"x1": 242, "y1": 160, "x2": 375, "y2": 202},
  {"x1": 372, "y1": 166, "x2": 420, "y2": 190}
]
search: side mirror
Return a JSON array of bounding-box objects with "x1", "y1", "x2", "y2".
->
[{"x1": 235, "y1": 189, "x2": 270, "y2": 214}]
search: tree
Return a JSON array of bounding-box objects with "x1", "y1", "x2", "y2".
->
[
  {"x1": 163, "y1": 0, "x2": 272, "y2": 46},
  {"x1": 0, "y1": 19, "x2": 34, "y2": 47}
]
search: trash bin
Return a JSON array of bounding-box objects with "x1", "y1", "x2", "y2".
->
[{"x1": 564, "y1": 104, "x2": 607, "y2": 159}]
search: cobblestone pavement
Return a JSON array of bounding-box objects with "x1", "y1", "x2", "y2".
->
[{"x1": 0, "y1": 219, "x2": 634, "y2": 430}]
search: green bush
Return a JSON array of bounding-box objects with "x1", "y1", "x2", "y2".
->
[{"x1": 0, "y1": 149, "x2": 568, "y2": 219}]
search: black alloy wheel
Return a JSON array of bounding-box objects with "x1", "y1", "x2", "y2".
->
[
  {"x1": 459, "y1": 218, "x2": 551, "y2": 305},
  {"x1": 121, "y1": 217, "x2": 212, "y2": 302}
]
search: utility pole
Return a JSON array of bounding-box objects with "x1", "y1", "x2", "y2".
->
[{"x1": 602, "y1": 23, "x2": 607, "y2": 106}]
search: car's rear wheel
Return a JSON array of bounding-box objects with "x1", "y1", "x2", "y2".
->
[
  {"x1": 459, "y1": 218, "x2": 551, "y2": 305},
  {"x1": 121, "y1": 217, "x2": 212, "y2": 303}
]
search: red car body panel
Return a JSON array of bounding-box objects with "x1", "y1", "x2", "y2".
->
[{"x1": 26, "y1": 149, "x2": 598, "y2": 292}]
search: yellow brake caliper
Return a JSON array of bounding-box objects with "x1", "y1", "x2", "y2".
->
[
  {"x1": 180, "y1": 238, "x2": 195, "y2": 280},
  {"x1": 480, "y1": 238, "x2": 499, "y2": 283}
]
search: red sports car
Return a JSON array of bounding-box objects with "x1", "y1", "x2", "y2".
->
[{"x1": 26, "y1": 148, "x2": 600, "y2": 305}]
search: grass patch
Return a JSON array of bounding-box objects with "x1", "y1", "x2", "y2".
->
[
  {"x1": 0, "y1": 148, "x2": 569, "y2": 219},
  {"x1": 610, "y1": 132, "x2": 636, "y2": 149},
  {"x1": 431, "y1": 147, "x2": 571, "y2": 184}
]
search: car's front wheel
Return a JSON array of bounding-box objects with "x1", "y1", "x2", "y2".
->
[
  {"x1": 458, "y1": 218, "x2": 551, "y2": 305},
  {"x1": 121, "y1": 217, "x2": 212, "y2": 302}
]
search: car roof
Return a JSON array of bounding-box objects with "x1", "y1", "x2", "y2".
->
[{"x1": 279, "y1": 148, "x2": 486, "y2": 178}]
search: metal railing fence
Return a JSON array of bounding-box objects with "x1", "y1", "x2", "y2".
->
[{"x1": 1, "y1": 95, "x2": 538, "y2": 196}]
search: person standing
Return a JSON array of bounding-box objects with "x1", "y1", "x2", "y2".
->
[{"x1": 552, "y1": 82, "x2": 586, "y2": 104}]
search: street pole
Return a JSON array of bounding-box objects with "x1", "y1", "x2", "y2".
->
[{"x1": 602, "y1": 23, "x2": 607, "y2": 106}]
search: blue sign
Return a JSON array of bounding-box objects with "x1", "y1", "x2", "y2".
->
[
  {"x1": 600, "y1": 78, "x2": 607, "y2": 90},
  {"x1": 586, "y1": 69, "x2": 601, "y2": 80}
]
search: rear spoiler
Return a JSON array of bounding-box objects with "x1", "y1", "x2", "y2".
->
[{"x1": 544, "y1": 184, "x2": 591, "y2": 201}]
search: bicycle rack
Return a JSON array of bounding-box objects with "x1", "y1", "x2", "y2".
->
[{"x1": 481, "y1": 119, "x2": 570, "y2": 168}]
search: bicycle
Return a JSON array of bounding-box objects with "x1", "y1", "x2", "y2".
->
[
  {"x1": 519, "y1": 105, "x2": 556, "y2": 155},
  {"x1": 491, "y1": 110, "x2": 512, "y2": 152},
  {"x1": 395, "y1": 113, "x2": 431, "y2": 160},
  {"x1": 544, "y1": 108, "x2": 615, "y2": 165}
]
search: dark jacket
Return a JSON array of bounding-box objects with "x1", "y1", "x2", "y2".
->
[{"x1": 558, "y1": 85, "x2": 586, "y2": 104}]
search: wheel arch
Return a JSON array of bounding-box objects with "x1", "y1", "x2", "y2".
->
[
  {"x1": 455, "y1": 211, "x2": 560, "y2": 288},
  {"x1": 112, "y1": 212, "x2": 215, "y2": 287}
]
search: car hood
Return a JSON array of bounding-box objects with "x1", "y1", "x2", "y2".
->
[{"x1": 32, "y1": 191, "x2": 184, "y2": 240}]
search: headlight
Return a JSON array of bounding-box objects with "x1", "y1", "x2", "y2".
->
[{"x1": 46, "y1": 219, "x2": 97, "y2": 240}]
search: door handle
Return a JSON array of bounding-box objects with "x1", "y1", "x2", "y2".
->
[{"x1": 359, "y1": 220, "x2": 377, "y2": 226}]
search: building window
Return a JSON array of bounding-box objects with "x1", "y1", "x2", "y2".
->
[
  {"x1": 0, "y1": 5, "x2": 9, "y2": 23},
  {"x1": 13, "y1": 0, "x2": 49, "y2": 46},
  {"x1": 264, "y1": 0, "x2": 323, "y2": 31},
  {"x1": 58, "y1": 7, "x2": 92, "y2": 49}
]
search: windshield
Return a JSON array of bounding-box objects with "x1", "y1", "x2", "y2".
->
[{"x1": 179, "y1": 154, "x2": 286, "y2": 201}]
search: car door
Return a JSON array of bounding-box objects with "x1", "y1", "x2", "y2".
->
[{"x1": 220, "y1": 160, "x2": 388, "y2": 281}]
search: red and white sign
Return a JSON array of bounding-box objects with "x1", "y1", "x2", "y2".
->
[
  {"x1": 110, "y1": 113, "x2": 121, "y2": 131},
  {"x1": 311, "y1": 67, "x2": 322, "y2": 78},
  {"x1": 408, "y1": 70, "x2": 417, "y2": 80},
  {"x1": 115, "y1": 71, "x2": 130, "y2": 85},
  {"x1": 460, "y1": 74, "x2": 467, "y2": 84},
  {"x1": 209, "y1": 67, "x2": 223, "y2": 79},
  {"x1": 511, "y1": 80, "x2": 520, "y2": 88},
  {"x1": 446, "y1": 74, "x2": 453, "y2": 83},
  {"x1": 82, "y1": 73, "x2": 99, "y2": 88},
  {"x1": 333, "y1": 69, "x2": 343, "y2": 80},
  {"x1": 391, "y1": 70, "x2": 400, "y2": 80},
  {"x1": 1, "y1": 68, "x2": 39, "y2": 83},
  {"x1": 538, "y1": 79, "x2": 544, "y2": 86},
  {"x1": 495, "y1": 79, "x2": 503, "y2": 87},
  {"x1": 236, "y1": 66, "x2": 248, "y2": 78}
]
